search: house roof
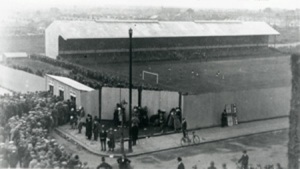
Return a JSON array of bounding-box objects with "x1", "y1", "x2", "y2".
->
[
  {"x1": 3, "y1": 52, "x2": 28, "y2": 58},
  {"x1": 46, "y1": 74, "x2": 94, "y2": 92},
  {"x1": 47, "y1": 20, "x2": 279, "y2": 39}
]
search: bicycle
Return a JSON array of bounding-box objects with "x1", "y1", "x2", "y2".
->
[{"x1": 180, "y1": 131, "x2": 201, "y2": 146}]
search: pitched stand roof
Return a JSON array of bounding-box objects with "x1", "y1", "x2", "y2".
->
[
  {"x1": 47, "y1": 20, "x2": 279, "y2": 39},
  {"x1": 46, "y1": 74, "x2": 94, "y2": 92}
]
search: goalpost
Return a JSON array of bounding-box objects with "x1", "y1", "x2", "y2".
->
[{"x1": 142, "y1": 70, "x2": 159, "y2": 84}]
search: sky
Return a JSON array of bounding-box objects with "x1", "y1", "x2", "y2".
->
[
  {"x1": 0, "y1": 0, "x2": 298, "y2": 12},
  {"x1": 0, "y1": 0, "x2": 298, "y2": 19}
]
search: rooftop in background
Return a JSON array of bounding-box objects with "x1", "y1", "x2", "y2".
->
[
  {"x1": 2, "y1": 52, "x2": 28, "y2": 58},
  {"x1": 46, "y1": 74, "x2": 94, "y2": 92},
  {"x1": 47, "y1": 20, "x2": 279, "y2": 40}
]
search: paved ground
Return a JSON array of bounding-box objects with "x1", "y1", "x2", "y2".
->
[
  {"x1": 56, "y1": 117, "x2": 288, "y2": 157},
  {"x1": 52, "y1": 126, "x2": 289, "y2": 169}
]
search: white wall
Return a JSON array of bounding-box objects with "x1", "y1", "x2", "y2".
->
[
  {"x1": 141, "y1": 90, "x2": 179, "y2": 116},
  {"x1": 0, "y1": 65, "x2": 45, "y2": 93},
  {"x1": 101, "y1": 87, "x2": 138, "y2": 120},
  {"x1": 183, "y1": 86, "x2": 291, "y2": 129},
  {"x1": 81, "y1": 90, "x2": 99, "y2": 118}
]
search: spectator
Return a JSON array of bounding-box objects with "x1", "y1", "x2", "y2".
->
[
  {"x1": 177, "y1": 157, "x2": 185, "y2": 169},
  {"x1": 139, "y1": 106, "x2": 149, "y2": 129},
  {"x1": 117, "y1": 154, "x2": 131, "y2": 169},
  {"x1": 173, "y1": 112, "x2": 181, "y2": 133},
  {"x1": 0, "y1": 155, "x2": 8, "y2": 168},
  {"x1": 97, "y1": 157, "x2": 112, "y2": 169},
  {"x1": 86, "y1": 115, "x2": 93, "y2": 140},
  {"x1": 113, "y1": 104, "x2": 120, "y2": 127},
  {"x1": 7, "y1": 146, "x2": 18, "y2": 168},
  {"x1": 70, "y1": 108, "x2": 76, "y2": 129},
  {"x1": 221, "y1": 109, "x2": 227, "y2": 127},
  {"x1": 78, "y1": 113, "x2": 84, "y2": 134},
  {"x1": 276, "y1": 163, "x2": 283, "y2": 169},
  {"x1": 82, "y1": 162, "x2": 89, "y2": 169},
  {"x1": 93, "y1": 118, "x2": 100, "y2": 141},
  {"x1": 182, "y1": 118, "x2": 187, "y2": 138},
  {"x1": 159, "y1": 111, "x2": 166, "y2": 133},
  {"x1": 100, "y1": 125, "x2": 107, "y2": 151},
  {"x1": 107, "y1": 128, "x2": 115, "y2": 152},
  {"x1": 0, "y1": 92, "x2": 84, "y2": 169},
  {"x1": 238, "y1": 150, "x2": 249, "y2": 169},
  {"x1": 208, "y1": 161, "x2": 217, "y2": 169},
  {"x1": 131, "y1": 120, "x2": 139, "y2": 146},
  {"x1": 29, "y1": 155, "x2": 38, "y2": 168}
]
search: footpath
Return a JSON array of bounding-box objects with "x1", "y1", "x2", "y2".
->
[{"x1": 55, "y1": 117, "x2": 288, "y2": 157}]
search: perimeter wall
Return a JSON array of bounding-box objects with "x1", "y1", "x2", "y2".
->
[
  {"x1": 182, "y1": 86, "x2": 290, "y2": 129},
  {"x1": 100, "y1": 87, "x2": 180, "y2": 120}
]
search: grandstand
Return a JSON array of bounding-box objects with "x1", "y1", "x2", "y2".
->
[{"x1": 45, "y1": 20, "x2": 279, "y2": 62}]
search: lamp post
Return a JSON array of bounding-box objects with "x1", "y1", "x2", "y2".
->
[{"x1": 128, "y1": 28, "x2": 133, "y2": 152}]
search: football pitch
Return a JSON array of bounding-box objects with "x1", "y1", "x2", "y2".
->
[{"x1": 78, "y1": 55, "x2": 291, "y2": 94}]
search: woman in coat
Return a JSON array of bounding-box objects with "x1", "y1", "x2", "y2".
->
[
  {"x1": 173, "y1": 114, "x2": 181, "y2": 132},
  {"x1": 107, "y1": 128, "x2": 115, "y2": 152}
]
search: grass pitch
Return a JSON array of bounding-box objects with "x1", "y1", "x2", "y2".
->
[{"x1": 75, "y1": 55, "x2": 291, "y2": 94}]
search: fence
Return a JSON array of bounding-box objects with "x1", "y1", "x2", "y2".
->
[
  {"x1": 182, "y1": 86, "x2": 291, "y2": 129},
  {"x1": 101, "y1": 87, "x2": 138, "y2": 120},
  {"x1": 141, "y1": 90, "x2": 180, "y2": 116},
  {"x1": 100, "y1": 87, "x2": 180, "y2": 120}
]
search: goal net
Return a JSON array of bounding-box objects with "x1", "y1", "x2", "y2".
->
[{"x1": 142, "y1": 70, "x2": 159, "y2": 84}]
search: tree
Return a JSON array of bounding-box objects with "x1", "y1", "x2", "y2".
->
[
  {"x1": 288, "y1": 54, "x2": 300, "y2": 169},
  {"x1": 186, "y1": 8, "x2": 195, "y2": 20},
  {"x1": 263, "y1": 7, "x2": 272, "y2": 13}
]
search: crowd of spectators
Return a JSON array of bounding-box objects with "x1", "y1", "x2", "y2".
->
[
  {"x1": 31, "y1": 54, "x2": 160, "y2": 91},
  {"x1": 1, "y1": 46, "x2": 281, "y2": 94},
  {"x1": 0, "y1": 91, "x2": 286, "y2": 169},
  {"x1": 0, "y1": 92, "x2": 90, "y2": 168},
  {"x1": 62, "y1": 46, "x2": 280, "y2": 65}
]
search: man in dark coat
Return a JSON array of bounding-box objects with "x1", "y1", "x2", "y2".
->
[
  {"x1": 159, "y1": 112, "x2": 165, "y2": 133},
  {"x1": 113, "y1": 104, "x2": 120, "y2": 127},
  {"x1": 8, "y1": 148, "x2": 18, "y2": 168},
  {"x1": 17, "y1": 142, "x2": 27, "y2": 167},
  {"x1": 208, "y1": 161, "x2": 217, "y2": 169},
  {"x1": 85, "y1": 114, "x2": 91, "y2": 137},
  {"x1": 93, "y1": 120, "x2": 100, "y2": 141},
  {"x1": 97, "y1": 157, "x2": 112, "y2": 169},
  {"x1": 107, "y1": 128, "x2": 115, "y2": 152},
  {"x1": 177, "y1": 157, "x2": 185, "y2": 169},
  {"x1": 99, "y1": 125, "x2": 107, "y2": 151},
  {"x1": 238, "y1": 150, "x2": 249, "y2": 169},
  {"x1": 221, "y1": 109, "x2": 227, "y2": 127},
  {"x1": 86, "y1": 116, "x2": 93, "y2": 140},
  {"x1": 131, "y1": 124, "x2": 139, "y2": 146},
  {"x1": 181, "y1": 118, "x2": 187, "y2": 138},
  {"x1": 22, "y1": 148, "x2": 32, "y2": 168},
  {"x1": 117, "y1": 155, "x2": 131, "y2": 169},
  {"x1": 52, "y1": 108, "x2": 58, "y2": 127}
]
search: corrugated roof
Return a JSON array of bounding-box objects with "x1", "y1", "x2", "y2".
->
[
  {"x1": 46, "y1": 74, "x2": 94, "y2": 92},
  {"x1": 3, "y1": 52, "x2": 28, "y2": 58},
  {"x1": 48, "y1": 20, "x2": 279, "y2": 39}
]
